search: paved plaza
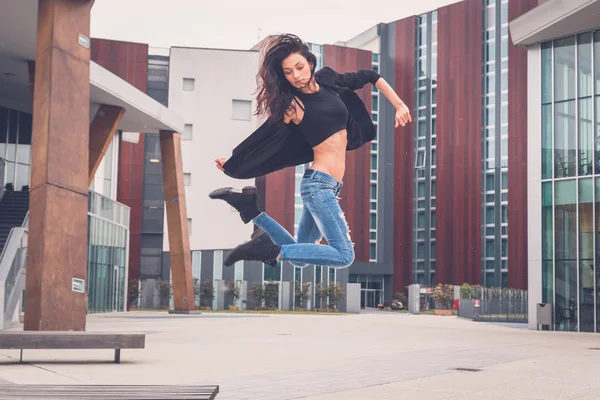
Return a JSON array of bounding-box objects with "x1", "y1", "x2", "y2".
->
[{"x1": 0, "y1": 311, "x2": 599, "y2": 399}]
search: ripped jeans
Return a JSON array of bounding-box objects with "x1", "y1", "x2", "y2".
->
[{"x1": 253, "y1": 169, "x2": 355, "y2": 269}]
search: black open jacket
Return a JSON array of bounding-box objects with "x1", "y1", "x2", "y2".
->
[{"x1": 222, "y1": 66, "x2": 381, "y2": 179}]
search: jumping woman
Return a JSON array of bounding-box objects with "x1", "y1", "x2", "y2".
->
[{"x1": 209, "y1": 34, "x2": 411, "y2": 268}]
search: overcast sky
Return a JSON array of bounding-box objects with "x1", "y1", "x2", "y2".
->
[{"x1": 90, "y1": 0, "x2": 461, "y2": 51}]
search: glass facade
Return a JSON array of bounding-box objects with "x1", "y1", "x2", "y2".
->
[
  {"x1": 87, "y1": 191, "x2": 130, "y2": 313},
  {"x1": 481, "y1": 0, "x2": 509, "y2": 288},
  {"x1": 413, "y1": 11, "x2": 438, "y2": 286},
  {"x1": 370, "y1": 53, "x2": 380, "y2": 262},
  {"x1": 0, "y1": 105, "x2": 131, "y2": 314},
  {"x1": 349, "y1": 274, "x2": 385, "y2": 308},
  {"x1": 140, "y1": 134, "x2": 165, "y2": 278},
  {"x1": 541, "y1": 30, "x2": 600, "y2": 332},
  {"x1": 0, "y1": 107, "x2": 32, "y2": 191}
]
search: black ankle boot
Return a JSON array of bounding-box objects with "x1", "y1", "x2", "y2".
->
[
  {"x1": 208, "y1": 186, "x2": 261, "y2": 224},
  {"x1": 224, "y1": 231, "x2": 280, "y2": 267}
]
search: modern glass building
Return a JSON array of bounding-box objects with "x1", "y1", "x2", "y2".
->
[
  {"x1": 87, "y1": 191, "x2": 130, "y2": 313},
  {"x1": 412, "y1": 10, "x2": 438, "y2": 286},
  {"x1": 0, "y1": 105, "x2": 130, "y2": 315},
  {"x1": 539, "y1": 31, "x2": 600, "y2": 332},
  {"x1": 511, "y1": 0, "x2": 600, "y2": 332},
  {"x1": 482, "y1": 0, "x2": 510, "y2": 288}
]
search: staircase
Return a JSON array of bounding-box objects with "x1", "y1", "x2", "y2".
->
[{"x1": 0, "y1": 190, "x2": 30, "y2": 253}]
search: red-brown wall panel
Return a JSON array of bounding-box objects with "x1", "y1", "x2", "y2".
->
[
  {"x1": 436, "y1": 0, "x2": 483, "y2": 285},
  {"x1": 393, "y1": 18, "x2": 416, "y2": 294},
  {"x1": 91, "y1": 38, "x2": 148, "y2": 288},
  {"x1": 264, "y1": 168, "x2": 295, "y2": 235},
  {"x1": 323, "y1": 45, "x2": 372, "y2": 263},
  {"x1": 507, "y1": 0, "x2": 539, "y2": 290}
]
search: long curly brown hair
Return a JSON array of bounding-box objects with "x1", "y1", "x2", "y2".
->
[{"x1": 255, "y1": 34, "x2": 317, "y2": 123}]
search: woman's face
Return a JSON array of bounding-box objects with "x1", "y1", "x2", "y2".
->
[{"x1": 281, "y1": 53, "x2": 312, "y2": 89}]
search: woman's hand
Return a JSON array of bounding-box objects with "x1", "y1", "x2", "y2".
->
[
  {"x1": 395, "y1": 104, "x2": 412, "y2": 128},
  {"x1": 215, "y1": 157, "x2": 227, "y2": 172}
]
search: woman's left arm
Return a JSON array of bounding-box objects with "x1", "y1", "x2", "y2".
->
[{"x1": 375, "y1": 77, "x2": 412, "y2": 128}]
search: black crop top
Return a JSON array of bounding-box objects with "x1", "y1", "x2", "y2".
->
[{"x1": 294, "y1": 86, "x2": 349, "y2": 148}]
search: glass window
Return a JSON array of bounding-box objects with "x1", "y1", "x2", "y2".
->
[
  {"x1": 485, "y1": 173, "x2": 495, "y2": 192},
  {"x1": 554, "y1": 36, "x2": 576, "y2": 102},
  {"x1": 554, "y1": 179, "x2": 577, "y2": 331},
  {"x1": 579, "y1": 98, "x2": 593, "y2": 175},
  {"x1": 542, "y1": 104, "x2": 552, "y2": 179},
  {"x1": 372, "y1": 95, "x2": 379, "y2": 111},
  {"x1": 183, "y1": 77, "x2": 195, "y2": 91},
  {"x1": 596, "y1": 97, "x2": 600, "y2": 174},
  {"x1": 431, "y1": 180, "x2": 436, "y2": 197},
  {"x1": 541, "y1": 42, "x2": 552, "y2": 104},
  {"x1": 183, "y1": 124, "x2": 193, "y2": 140},
  {"x1": 417, "y1": 212, "x2": 425, "y2": 229},
  {"x1": 578, "y1": 33, "x2": 593, "y2": 98},
  {"x1": 370, "y1": 213, "x2": 377, "y2": 230},
  {"x1": 486, "y1": 239, "x2": 495, "y2": 258},
  {"x1": 502, "y1": 171, "x2": 508, "y2": 190},
  {"x1": 371, "y1": 183, "x2": 377, "y2": 199},
  {"x1": 595, "y1": 31, "x2": 600, "y2": 95},
  {"x1": 595, "y1": 178, "x2": 600, "y2": 332},
  {"x1": 578, "y1": 178, "x2": 594, "y2": 332},
  {"x1": 370, "y1": 243, "x2": 376, "y2": 260},
  {"x1": 418, "y1": 182, "x2": 425, "y2": 198},
  {"x1": 415, "y1": 149, "x2": 425, "y2": 168},
  {"x1": 232, "y1": 99, "x2": 252, "y2": 121},
  {"x1": 417, "y1": 242, "x2": 425, "y2": 259},
  {"x1": 486, "y1": 205, "x2": 495, "y2": 224},
  {"x1": 554, "y1": 100, "x2": 576, "y2": 178},
  {"x1": 431, "y1": 211, "x2": 436, "y2": 227},
  {"x1": 502, "y1": 204, "x2": 507, "y2": 224},
  {"x1": 371, "y1": 154, "x2": 377, "y2": 169}
]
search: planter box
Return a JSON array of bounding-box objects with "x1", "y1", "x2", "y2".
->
[
  {"x1": 228, "y1": 306, "x2": 239, "y2": 311},
  {"x1": 198, "y1": 306, "x2": 211, "y2": 311},
  {"x1": 434, "y1": 309, "x2": 454, "y2": 316}
]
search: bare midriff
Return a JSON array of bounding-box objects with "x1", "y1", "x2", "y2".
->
[{"x1": 309, "y1": 129, "x2": 347, "y2": 182}]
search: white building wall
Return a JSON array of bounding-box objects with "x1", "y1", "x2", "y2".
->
[
  {"x1": 166, "y1": 47, "x2": 258, "y2": 251},
  {"x1": 527, "y1": 44, "x2": 542, "y2": 330},
  {"x1": 89, "y1": 133, "x2": 120, "y2": 201}
]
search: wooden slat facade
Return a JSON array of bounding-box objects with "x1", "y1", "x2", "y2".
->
[
  {"x1": 507, "y1": 0, "x2": 540, "y2": 289},
  {"x1": 436, "y1": 0, "x2": 483, "y2": 285}
]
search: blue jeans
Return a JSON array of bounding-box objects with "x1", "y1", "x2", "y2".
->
[{"x1": 253, "y1": 169, "x2": 355, "y2": 269}]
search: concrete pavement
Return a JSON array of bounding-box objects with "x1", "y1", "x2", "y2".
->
[{"x1": 0, "y1": 311, "x2": 598, "y2": 399}]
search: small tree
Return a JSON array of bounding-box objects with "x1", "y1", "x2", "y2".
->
[
  {"x1": 460, "y1": 283, "x2": 473, "y2": 300},
  {"x1": 192, "y1": 278, "x2": 202, "y2": 307},
  {"x1": 294, "y1": 282, "x2": 310, "y2": 308},
  {"x1": 432, "y1": 283, "x2": 454, "y2": 310},
  {"x1": 327, "y1": 282, "x2": 345, "y2": 310},
  {"x1": 394, "y1": 291, "x2": 407, "y2": 305},
  {"x1": 156, "y1": 279, "x2": 172, "y2": 308},
  {"x1": 226, "y1": 280, "x2": 241, "y2": 307},
  {"x1": 250, "y1": 282, "x2": 265, "y2": 309},
  {"x1": 200, "y1": 280, "x2": 214, "y2": 308},
  {"x1": 128, "y1": 279, "x2": 140, "y2": 308},
  {"x1": 315, "y1": 283, "x2": 329, "y2": 309},
  {"x1": 264, "y1": 281, "x2": 279, "y2": 309}
]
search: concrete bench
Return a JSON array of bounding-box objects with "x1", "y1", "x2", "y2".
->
[
  {"x1": 1, "y1": 385, "x2": 220, "y2": 399},
  {"x1": 0, "y1": 331, "x2": 145, "y2": 363}
]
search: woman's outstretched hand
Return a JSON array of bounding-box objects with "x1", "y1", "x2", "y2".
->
[
  {"x1": 215, "y1": 157, "x2": 227, "y2": 172},
  {"x1": 395, "y1": 104, "x2": 412, "y2": 128}
]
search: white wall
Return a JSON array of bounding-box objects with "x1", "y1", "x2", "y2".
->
[
  {"x1": 527, "y1": 44, "x2": 542, "y2": 330},
  {"x1": 166, "y1": 47, "x2": 259, "y2": 251},
  {"x1": 89, "y1": 124, "x2": 120, "y2": 201}
]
